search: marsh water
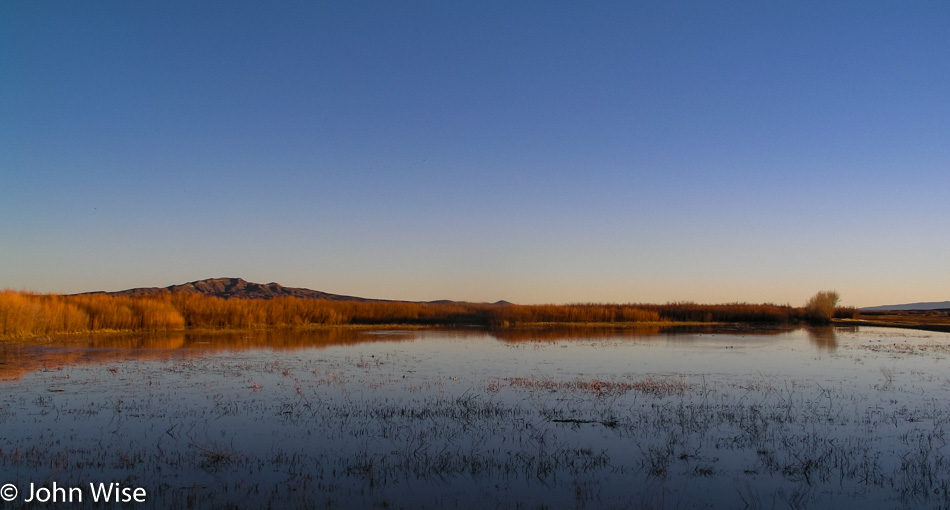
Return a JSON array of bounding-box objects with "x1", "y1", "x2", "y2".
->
[{"x1": 1, "y1": 326, "x2": 948, "y2": 509}]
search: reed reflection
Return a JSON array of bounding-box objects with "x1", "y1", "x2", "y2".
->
[
  {"x1": 489, "y1": 325, "x2": 662, "y2": 342},
  {"x1": 0, "y1": 328, "x2": 419, "y2": 381},
  {"x1": 488, "y1": 324, "x2": 796, "y2": 343},
  {"x1": 1, "y1": 325, "x2": 840, "y2": 382}
]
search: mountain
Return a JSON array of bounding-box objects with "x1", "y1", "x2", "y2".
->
[
  {"x1": 861, "y1": 301, "x2": 950, "y2": 312},
  {"x1": 84, "y1": 277, "x2": 379, "y2": 302}
]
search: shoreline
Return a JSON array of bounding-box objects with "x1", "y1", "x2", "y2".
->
[
  {"x1": 11, "y1": 318, "x2": 950, "y2": 344},
  {"x1": 832, "y1": 318, "x2": 950, "y2": 333}
]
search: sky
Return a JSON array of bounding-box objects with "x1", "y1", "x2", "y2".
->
[{"x1": 2, "y1": 1, "x2": 948, "y2": 307}]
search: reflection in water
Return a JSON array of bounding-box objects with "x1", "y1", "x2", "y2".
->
[
  {"x1": 0, "y1": 328, "x2": 418, "y2": 381},
  {"x1": 805, "y1": 326, "x2": 841, "y2": 350},
  {"x1": 1, "y1": 326, "x2": 949, "y2": 508},
  {"x1": 489, "y1": 324, "x2": 662, "y2": 342},
  {"x1": 489, "y1": 324, "x2": 796, "y2": 342},
  {"x1": 4, "y1": 325, "x2": 813, "y2": 381}
]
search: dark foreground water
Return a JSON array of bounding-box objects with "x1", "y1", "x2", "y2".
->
[{"x1": 1, "y1": 325, "x2": 948, "y2": 509}]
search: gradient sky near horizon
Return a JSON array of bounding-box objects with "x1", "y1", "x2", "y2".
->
[{"x1": 2, "y1": 1, "x2": 948, "y2": 307}]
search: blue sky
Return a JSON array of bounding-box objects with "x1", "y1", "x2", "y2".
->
[{"x1": 2, "y1": 1, "x2": 948, "y2": 307}]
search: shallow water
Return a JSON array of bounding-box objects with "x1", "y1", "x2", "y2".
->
[{"x1": 1, "y1": 326, "x2": 948, "y2": 509}]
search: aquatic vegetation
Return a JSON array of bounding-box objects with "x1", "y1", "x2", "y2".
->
[
  {"x1": 0, "y1": 327, "x2": 948, "y2": 508},
  {"x1": 499, "y1": 375, "x2": 690, "y2": 397}
]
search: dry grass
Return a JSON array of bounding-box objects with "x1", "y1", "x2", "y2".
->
[
  {"x1": 1, "y1": 291, "x2": 666, "y2": 340},
  {"x1": 0, "y1": 291, "x2": 184, "y2": 339},
  {"x1": 3, "y1": 289, "x2": 867, "y2": 340}
]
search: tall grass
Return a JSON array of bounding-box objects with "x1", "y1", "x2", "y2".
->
[
  {"x1": 1, "y1": 291, "x2": 184, "y2": 339},
  {"x1": 1, "y1": 290, "x2": 853, "y2": 339},
  {"x1": 0, "y1": 291, "x2": 89, "y2": 337},
  {"x1": 484, "y1": 303, "x2": 660, "y2": 326},
  {"x1": 639, "y1": 301, "x2": 799, "y2": 323}
]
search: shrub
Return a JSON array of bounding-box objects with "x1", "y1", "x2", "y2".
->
[{"x1": 805, "y1": 291, "x2": 840, "y2": 324}]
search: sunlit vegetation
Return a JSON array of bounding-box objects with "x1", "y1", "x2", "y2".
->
[
  {"x1": 2, "y1": 289, "x2": 860, "y2": 340},
  {"x1": 483, "y1": 303, "x2": 660, "y2": 326},
  {"x1": 169, "y1": 294, "x2": 480, "y2": 329},
  {"x1": 804, "y1": 290, "x2": 840, "y2": 324},
  {"x1": 1, "y1": 291, "x2": 184, "y2": 339},
  {"x1": 1, "y1": 291, "x2": 666, "y2": 338},
  {"x1": 639, "y1": 301, "x2": 799, "y2": 323}
]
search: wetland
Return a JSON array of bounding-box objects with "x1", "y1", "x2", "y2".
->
[{"x1": 1, "y1": 325, "x2": 949, "y2": 509}]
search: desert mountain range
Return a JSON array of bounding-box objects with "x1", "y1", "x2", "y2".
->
[
  {"x1": 860, "y1": 301, "x2": 950, "y2": 312},
  {"x1": 82, "y1": 278, "x2": 944, "y2": 311},
  {"x1": 84, "y1": 277, "x2": 513, "y2": 305},
  {"x1": 86, "y1": 277, "x2": 378, "y2": 302}
]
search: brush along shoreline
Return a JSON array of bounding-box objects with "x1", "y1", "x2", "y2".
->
[{"x1": 0, "y1": 287, "x2": 889, "y2": 341}]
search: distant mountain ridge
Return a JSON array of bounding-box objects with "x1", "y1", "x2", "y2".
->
[
  {"x1": 81, "y1": 278, "x2": 513, "y2": 305},
  {"x1": 861, "y1": 301, "x2": 950, "y2": 312},
  {"x1": 84, "y1": 277, "x2": 380, "y2": 302}
]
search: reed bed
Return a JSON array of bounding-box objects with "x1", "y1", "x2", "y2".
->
[{"x1": 2, "y1": 290, "x2": 855, "y2": 340}]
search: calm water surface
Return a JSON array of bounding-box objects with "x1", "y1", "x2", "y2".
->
[{"x1": 1, "y1": 326, "x2": 948, "y2": 509}]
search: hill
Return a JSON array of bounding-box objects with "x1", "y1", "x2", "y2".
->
[
  {"x1": 860, "y1": 301, "x2": 950, "y2": 312},
  {"x1": 81, "y1": 277, "x2": 379, "y2": 302}
]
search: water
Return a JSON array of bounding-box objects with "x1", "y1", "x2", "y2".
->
[{"x1": 1, "y1": 326, "x2": 948, "y2": 509}]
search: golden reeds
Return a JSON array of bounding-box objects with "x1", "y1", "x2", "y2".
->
[{"x1": 2, "y1": 289, "x2": 843, "y2": 340}]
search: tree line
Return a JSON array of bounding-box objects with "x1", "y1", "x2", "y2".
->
[{"x1": 0, "y1": 290, "x2": 854, "y2": 339}]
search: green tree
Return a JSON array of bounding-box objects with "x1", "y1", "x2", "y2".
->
[{"x1": 805, "y1": 290, "x2": 840, "y2": 324}]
